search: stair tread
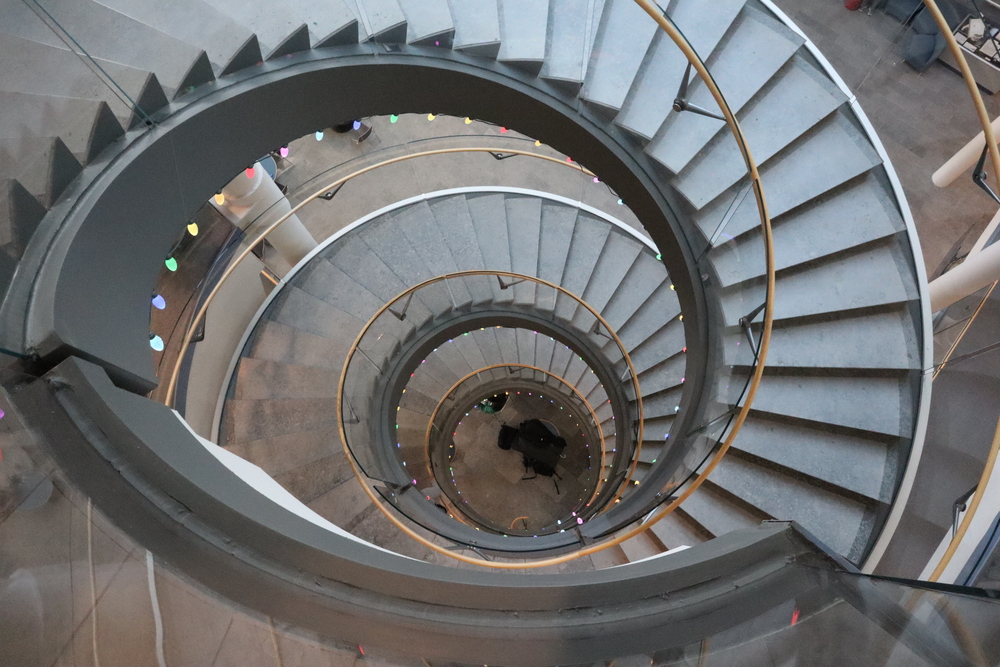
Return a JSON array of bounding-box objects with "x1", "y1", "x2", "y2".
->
[
  {"x1": 394, "y1": 200, "x2": 473, "y2": 307},
  {"x1": 351, "y1": 0, "x2": 407, "y2": 42},
  {"x1": 709, "y1": 454, "x2": 870, "y2": 559},
  {"x1": 708, "y1": 173, "x2": 906, "y2": 287},
  {"x1": 397, "y1": 0, "x2": 452, "y2": 44},
  {"x1": 647, "y1": 4, "x2": 805, "y2": 174},
  {"x1": 0, "y1": 0, "x2": 207, "y2": 95},
  {"x1": 0, "y1": 33, "x2": 151, "y2": 125},
  {"x1": 497, "y1": 0, "x2": 548, "y2": 65},
  {"x1": 446, "y1": 0, "x2": 500, "y2": 55},
  {"x1": 573, "y1": 231, "x2": 643, "y2": 329},
  {"x1": 505, "y1": 195, "x2": 542, "y2": 306},
  {"x1": 201, "y1": 0, "x2": 310, "y2": 57},
  {"x1": 0, "y1": 92, "x2": 121, "y2": 164},
  {"x1": 751, "y1": 374, "x2": 908, "y2": 437},
  {"x1": 280, "y1": 0, "x2": 360, "y2": 46},
  {"x1": 616, "y1": 0, "x2": 745, "y2": 139},
  {"x1": 732, "y1": 416, "x2": 891, "y2": 502},
  {"x1": 731, "y1": 309, "x2": 916, "y2": 370},
  {"x1": 539, "y1": 0, "x2": 605, "y2": 87},
  {"x1": 296, "y1": 258, "x2": 387, "y2": 323},
  {"x1": 720, "y1": 242, "x2": 916, "y2": 324},
  {"x1": 671, "y1": 55, "x2": 847, "y2": 200},
  {"x1": 231, "y1": 357, "x2": 340, "y2": 401},
  {"x1": 555, "y1": 213, "x2": 611, "y2": 321},
  {"x1": 678, "y1": 481, "x2": 765, "y2": 537},
  {"x1": 581, "y1": 0, "x2": 660, "y2": 113}
]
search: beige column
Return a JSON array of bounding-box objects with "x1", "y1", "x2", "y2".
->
[
  {"x1": 929, "y1": 239, "x2": 1000, "y2": 311},
  {"x1": 214, "y1": 162, "x2": 317, "y2": 266}
]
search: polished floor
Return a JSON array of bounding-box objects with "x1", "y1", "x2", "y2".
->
[{"x1": 447, "y1": 390, "x2": 598, "y2": 535}]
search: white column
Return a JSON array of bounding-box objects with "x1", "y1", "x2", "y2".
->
[
  {"x1": 933, "y1": 115, "x2": 1000, "y2": 187},
  {"x1": 929, "y1": 239, "x2": 1000, "y2": 311},
  {"x1": 214, "y1": 162, "x2": 317, "y2": 266}
]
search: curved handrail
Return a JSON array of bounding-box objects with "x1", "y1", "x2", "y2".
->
[
  {"x1": 422, "y1": 362, "x2": 610, "y2": 521},
  {"x1": 338, "y1": 269, "x2": 642, "y2": 491},
  {"x1": 164, "y1": 2, "x2": 776, "y2": 567}
]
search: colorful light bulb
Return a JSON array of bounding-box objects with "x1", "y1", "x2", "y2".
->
[
  {"x1": 427, "y1": 113, "x2": 436, "y2": 121},
  {"x1": 279, "y1": 146, "x2": 289, "y2": 158},
  {"x1": 617, "y1": 198, "x2": 623, "y2": 205},
  {"x1": 535, "y1": 140, "x2": 541, "y2": 146},
  {"x1": 315, "y1": 130, "x2": 324, "y2": 140},
  {"x1": 390, "y1": 114, "x2": 398, "y2": 123},
  {"x1": 593, "y1": 176, "x2": 599, "y2": 183},
  {"x1": 149, "y1": 334, "x2": 164, "y2": 352},
  {"x1": 245, "y1": 166, "x2": 255, "y2": 178},
  {"x1": 151, "y1": 294, "x2": 166, "y2": 310},
  {"x1": 187, "y1": 222, "x2": 199, "y2": 236},
  {"x1": 352, "y1": 120, "x2": 361, "y2": 131},
  {"x1": 165, "y1": 257, "x2": 177, "y2": 272},
  {"x1": 464, "y1": 117, "x2": 472, "y2": 124},
  {"x1": 213, "y1": 192, "x2": 225, "y2": 205},
  {"x1": 500, "y1": 127, "x2": 508, "y2": 133}
]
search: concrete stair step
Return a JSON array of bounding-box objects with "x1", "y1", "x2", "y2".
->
[
  {"x1": 351, "y1": 0, "x2": 408, "y2": 43},
  {"x1": 497, "y1": 0, "x2": 548, "y2": 71},
  {"x1": 677, "y1": 480, "x2": 767, "y2": 538},
  {"x1": 395, "y1": 0, "x2": 452, "y2": 45},
  {"x1": 467, "y1": 193, "x2": 515, "y2": 305},
  {"x1": 720, "y1": 240, "x2": 916, "y2": 325},
  {"x1": 731, "y1": 308, "x2": 917, "y2": 371},
  {"x1": 615, "y1": 0, "x2": 745, "y2": 140},
  {"x1": 294, "y1": 258, "x2": 388, "y2": 324},
  {"x1": 708, "y1": 172, "x2": 906, "y2": 287},
  {"x1": 539, "y1": 0, "x2": 605, "y2": 90},
  {"x1": 580, "y1": 0, "x2": 660, "y2": 114},
  {"x1": 614, "y1": 282, "x2": 681, "y2": 352},
  {"x1": 0, "y1": 0, "x2": 212, "y2": 97},
  {"x1": 731, "y1": 415, "x2": 892, "y2": 502},
  {"x1": 708, "y1": 452, "x2": 872, "y2": 560},
  {"x1": 505, "y1": 194, "x2": 542, "y2": 306},
  {"x1": 572, "y1": 231, "x2": 642, "y2": 332},
  {"x1": 637, "y1": 352, "x2": 685, "y2": 396},
  {"x1": 0, "y1": 92, "x2": 124, "y2": 165},
  {"x1": 90, "y1": 0, "x2": 259, "y2": 74},
  {"x1": 395, "y1": 200, "x2": 474, "y2": 308},
  {"x1": 446, "y1": 0, "x2": 500, "y2": 57},
  {"x1": 646, "y1": 3, "x2": 804, "y2": 174},
  {"x1": 230, "y1": 358, "x2": 340, "y2": 401},
  {"x1": 535, "y1": 201, "x2": 578, "y2": 312},
  {"x1": 243, "y1": 320, "x2": 349, "y2": 371},
  {"x1": 0, "y1": 136, "x2": 82, "y2": 208},
  {"x1": 200, "y1": 0, "x2": 312, "y2": 58},
  {"x1": 750, "y1": 372, "x2": 909, "y2": 438},
  {"x1": 599, "y1": 250, "x2": 668, "y2": 332},
  {"x1": 647, "y1": 509, "x2": 710, "y2": 550},
  {"x1": 670, "y1": 54, "x2": 847, "y2": 200},
  {"x1": 0, "y1": 32, "x2": 156, "y2": 125},
  {"x1": 265, "y1": 284, "x2": 366, "y2": 354},
  {"x1": 554, "y1": 213, "x2": 611, "y2": 322},
  {"x1": 694, "y1": 110, "x2": 883, "y2": 236},
  {"x1": 617, "y1": 529, "x2": 661, "y2": 563},
  {"x1": 356, "y1": 219, "x2": 455, "y2": 321}
]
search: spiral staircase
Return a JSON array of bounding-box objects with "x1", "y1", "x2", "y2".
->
[{"x1": 0, "y1": 0, "x2": 938, "y2": 664}]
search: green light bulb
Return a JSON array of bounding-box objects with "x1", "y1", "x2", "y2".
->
[{"x1": 165, "y1": 257, "x2": 178, "y2": 272}]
